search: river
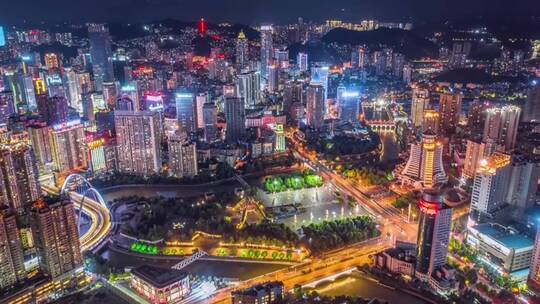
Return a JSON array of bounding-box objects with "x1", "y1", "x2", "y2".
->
[{"x1": 311, "y1": 274, "x2": 428, "y2": 304}]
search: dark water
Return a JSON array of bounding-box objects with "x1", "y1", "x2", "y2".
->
[
  {"x1": 313, "y1": 275, "x2": 427, "y2": 304},
  {"x1": 380, "y1": 131, "x2": 400, "y2": 163}
]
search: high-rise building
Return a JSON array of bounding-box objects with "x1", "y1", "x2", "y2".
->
[
  {"x1": 0, "y1": 204, "x2": 25, "y2": 289},
  {"x1": 506, "y1": 154, "x2": 540, "y2": 210},
  {"x1": 401, "y1": 133, "x2": 447, "y2": 188},
  {"x1": 337, "y1": 89, "x2": 360, "y2": 123},
  {"x1": 422, "y1": 110, "x2": 440, "y2": 135},
  {"x1": 268, "y1": 65, "x2": 279, "y2": 92},
  {"x1": 438, "y1": 91, "x2": 462, "y2": 135},
  {"x1": 236, "y1": 30, "x2": 248, "y2": 69},
  {"x1": 28, "y1": 123, "x2": 53, "y2": 169},
  {"x1": 195, "y1": 93, "x2": 207, "y2": 129},
  {"x1": 522, "y1": 83, "x2": 540, "y2": 123},
  {"x1": 236, "y1": 71, "x2": 261, "y2": 109},
  {"x1": 482, "y1": 106, "x2": 521, "y2": 152},
  {"x1": 470, "y1": 152, "x2": 512, "y2": 220},
  {"x1": 224, "y1": 97, "x2": 245, "y2": 143},
  {"x1": 411, "y1": 86, "x2": 429, "y2": 128},
  {"x1": 44, "y1": 53, "x2": 60, "y2": 71},
  {"x1": 310, "y1": 65, "x2": 329, "y2": 100},
  {"x1": 50, "y1": 121, "x2": 88, "y2": 173},
  {"x1": 260, "y1": 25, "x2": 273, "y2": 78},
  {"x1": 37, "y1": 95, "x2": 69, "y2": 125},
  {"x1": 529, "y1": 226, "x2": 540, "y2": 286},
  {"x1": 202, "y1": 102, "x2": 218, "y2": 142},
  {"x1": 462, "y1": 139, "x2": 494, "y2": 180},
  {"x1": 467, "y1": 100, "x2": 491, "y2": 132},
  {"x1": 88, "y1": 24, "x2": 114, "y2": 91},
  {"x1": 0, "y1": 142, "x2": 41, "y2": 211},
  {"x1": 415, "y1": 189, "x2": 453, "y2": 278},
  {"x1": 297, "y1": 52, "x2": 308, "y2": 72},
  {"x1": 31, "y1": 197, "x2": 82, "y2": 279},
  {"x1": 168, "y1": 132, "x2": 198, "y2": 178},
  {"x1": 306, "y1": 84, "x2": 325, "y2": 129},
  {"x1": 115, "y1": 110, "x2": 162, "y2": 175},
  {"x1": 175, "y1": 91, "x2": 196, "y2": 134}
]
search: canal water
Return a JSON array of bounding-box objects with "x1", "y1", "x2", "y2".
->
[{"x1": 311, "y1": 274, "x2": 428, "y2": 304}]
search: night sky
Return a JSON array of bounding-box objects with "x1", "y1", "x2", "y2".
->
[{"x1": 2, "y1": 0, "x2": 539, "y2": 26}]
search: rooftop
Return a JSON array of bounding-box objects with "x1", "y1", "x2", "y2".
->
[
  {"x1": 472, "y1": 223, "x2": 533, "y2": 250},
  {"x1": 131, "y1": 265, "x2": 188, "y2": 288}
]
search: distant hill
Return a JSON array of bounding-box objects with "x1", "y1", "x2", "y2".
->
[
  {"x1": 321, "y1": 27, "x2": 438, "y2": 59},
  {"x1": 222, "y1": 24, "x2": 259, "y2": 40}
]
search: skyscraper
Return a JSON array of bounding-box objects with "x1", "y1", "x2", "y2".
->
[
  {"x1": 306, "y1": 84, "x2": 325, "y2": 129},
  {"x1": 401, "y1": 133, "x2": 447, "y2": 188},
  {"x1": 168, "y1": 132, "x2": 198, "y2": 178},
  {"x1": 0, "y1": 204, "x2": 25, "y2": 289},
  {"x1": 310, "y1": 65, "x2": 329, "y2": 100},
  {"x1": 37, "y1": 95, "x2": 69, "y2": 125},
  {"x1": 438, "y1": 91, "x2": 462, "y2": 135},
  {"x1": 422, "y1": 110, "x2": 440, "y2": 135},
  {"x1": 224, "y1": 97, "x2": 245, "y2": 143},
  {"x1": 31, "y1": 197, "x2": 82, "y2": 279},
  {"x1": 195, "y1": 93, "x2": 207, "y2": 129},
  {"x1": 236, "y1": 71, "x2": 261, "y2": 109},
  {"x1": 236, "y1": 30, "x2": 248, "y2": 69},
  {"x1": 202, "y1": 102, "x2": 218, "y2": 142},
  {"x1": 470, "y1": 152, "x2": 512, "y2": 221},
  {"x1": 175, "y1": 91, "x2": 196, "y2": 134},
  {"x1": 50, "y1": 121, "x2": 88, "y2": 173},
  {"x1": 297, "y1": 52, "x2": 308, "y2": 72},
  {"x1": 260, "y1": 25, "x2": 273, "y2": 78},
  {"x1": 268, "y1": 64, "x2": 279, "y2": 92},
  {"x1": 337, "y1": 89, "x2": 360, "y2": 123},
  {"x1": 416, "y1": 189, "x2": 452, "y2": 278},
  {"x1": 0, "y1": 142, "x2": 41, "y2": 212},
  {"x1": 88, "y1": 24, "x2": 114, "y2": 91},
  {"x1": 115, "y1": 110, "x2": 162, "y2": 175},
  {"x1": 462, "y1": 139, "x2": 493, "y2": 180},
  {"x1": 28, "y1": 123, "x2": 53, "y2": 169},
  {"x1": 506, "y1": 154, "x2": 540, "y2": 210},
  {"x1": 482, "y1": 106, "x2": 521, "y2": 152},
  {"x1": 521, "y1": 81, "x2": 540, "y2": 123},
  {"x1": 411, "y1": 85, "x2": 429, "y2": 128}
]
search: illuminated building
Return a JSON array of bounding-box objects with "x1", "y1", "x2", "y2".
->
[
  {"x1": 275, "y1": 49, "x2": 289, "y2": 69},
  {"x1": 168, "y1": 132, "x2": 198, "y2": 178},
  {"x1": 37, "y1": 95, "x2": 69, "y2": 125},
  {"x1": 402, "y1": 64, "x2": 412, "y2": 84},
  {"x1": 224, "y1": 97, "x2": 245, "y2": 143},
  {"x1": 19, "y1": 76, "x2": 37, "y2": 111},
  {"x1": 86, "y1": 134, "x2": 107, "y2": 174},
  {"x1": 482, "y1": 106, "x2": 521, "y2": 152},
  {"x1": 0, "y1": 91, "x2": 15, "y2": 124},
  {"x1": 120, "y1": 84, "x2": 140, "y2": 111},
  {"x1": 145, "y1": 93, "x2": 164, "y2": 112},
  {"x1": 283, "y1": 81, "x2": 302, "y2": 112},
  {"x1": 470, "y1": 152, "x2": 511, "y2": 221},
  {"x1": 28, "y1": 123, "x2": 53, "y2": 169},
  {"x1": 462, "y1": 139, "x2": 493, "y2": 180},
  {"x1": 393, "y1": 53, "x2": 405, "y2": 77},
  {"x1": 50, "y1": 121, "x2": 87, "y2": 173},
  {"x1": 195, "y1": 93, "x2": 207, "y2": 129},
  {"x1": 45, "y1": 74, "x2": 66, "y2": 98},
  {"x1": 401, "y1": 132, "x2": 446, "y2": 188},
  {"x1": 310, "y1": 65, "x2": 329, "y2": 100},
  {"x1": 267, "y1": 64, "x2": 279, "y2": 92},
  {"x1": 422, "y1": 109, "x2": 439, "y2": 135},
  {"x1": 273, "y1": 124, "x2": 286, "y2": 152},
  {"x1": 102, "y1": 82, "x2": 118, "y2": 109},
  {"x1": 411, "y1": 85, "x2": 429, "y2": 128},
  {"x1": 260, "y1": 25, "x2": 274, "y2": 78},
  {"x1": 0, "y1": 26, "x2": 5, "y2": 47},
  {"x1": 297, "y1": 52, "x2": 308, "y2": 71},
  {"x1": 522, "y1": 82, "x2": 540, "y2": 123},
  {"x1": 306, "y1": 84, "x2": 325, "y2": 129},
  {"x1": 530, "y1": 227, "x2": 540, "y2": 286},
  {"x1": 63, "y1": 68, "x2": 81, "y2": 111},
  {"x1": 131, "y1": 265, "x2": 190, "y2": 304},
  {"x1": 0, "y1": 204, "x2": 25, "y2": 289},
  {"x1": 115, "y1": 110, "x2": 162, "y2": 175},
  {"x1": 198, "y1": 18, "x2": 207, "y2": 36},
  {"x1": 0, "y1": 142, "x2": 40, "y2": 211},
  {"x1": 236, "y1": 71, "x2": 261, "y2": 109},
  {"x1": 337, "y1": 89, "x2": 360, "y2": 123},
  {"x1": 175, "y1": 91, "x2": 196, "y2": 134},
  {"x1": 505, "y1": 154, "x2": 540, "y2": 210},
  {"x1": 438, "y1": 91, "x2": 462, "y2": 135},
  {"x1": 88, "y1": 24, "x2": 114, "y2": 91},
  {"x1": 467, "y1": 100, "x2": 491, "y2": 131},
  {"x1": 116, "y1": 94, "x2": 136, "y2": 111},
  {"x1": 468, "y1": 223, "x2": 533, "y2": 277},
  {"x1": 236, "y1": 30, "x2": 248, "y2": 69},
  {"x1": 31, "y1": 197, "x2": 82, "y2": 279},
  {"x1": 232, "y1": 281, "x2": 283, "y2": 304},
  {"x1": 203, "y1": 102, "x2": 218, "y2": 142},
  {"x1": 357, "y1": 46, "x2": 369, "y2": 69},
  {"x1": 415, "y1": 189, "x2": 452, "y2": 279},
  {"x1": 44, "y1": 53, "x2": 60, "y2": 71}
]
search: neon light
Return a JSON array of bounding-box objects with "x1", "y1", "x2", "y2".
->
[
  {"x1": 52, "y1": 119, "x2": 81, "y2": 131},
  {"x1": 121, "y1": 85, "x2": 136, "y2": 92},
  {"x1": 342, "y1": 91, "x2": 359, "y2": 98},
  {"x1": 176, "y1": 93, "x2": 193, "y2": 98}
]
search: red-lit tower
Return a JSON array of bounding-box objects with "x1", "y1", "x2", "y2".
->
[{"x1": 198, "y1": 18, "x2": 207, "y2": 36}]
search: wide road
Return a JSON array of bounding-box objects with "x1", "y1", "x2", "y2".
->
[{"x1": 41, "y1": 185, "x2": 112, "y2": 252}]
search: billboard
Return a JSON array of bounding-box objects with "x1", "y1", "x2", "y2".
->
[{"x1": 0, "y1": 26, "x2": 5, "y2": 47}]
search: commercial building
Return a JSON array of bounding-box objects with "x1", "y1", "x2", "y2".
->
[
  {"x1": 224, "y1": 97, "x2": 245, "y2": 143},
  {"x1": 260, "y1": 25, "x2": 273, "y2": 78},
  {"x1": 422, "y1": 110, "x2": 440, "y2": 135},
  {"x1": 88, "y1": 24, "x2": 114, "y2": 91},
  {"x1": 175, "y1": 91, "x2": 196, "y2": 134},
  {"x1": 131, "y1": 265, "x2": 190, "y2": 304},
  {"x1": 236, "y1": 71, "x2": 261, "y2": 109},
  {"x1": 236, "y1": 30, "x2": 248, "y2": 69},
  {"x1": 400, "y1": 132, "x2": 447, "y2": 188},
  {"x1": 202, "y1": 102, "x2": 218, "y2": 142},
  {"x1": 337, "y1": 89, "x2": 360, "y2": 123},
  {"x1": 467, "y1": 223, "x2": 534, "y2": 277},
  {"x1": 305, "y1": 84, "x2": 325, "y2": 129},
  {"x1": 411, "y1": 86, "x2": 429, "y2": 128}
]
